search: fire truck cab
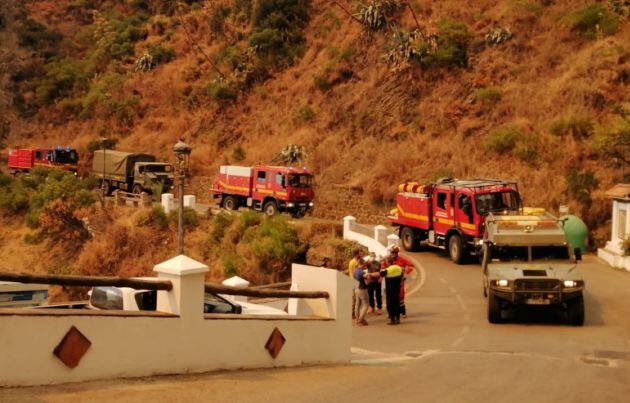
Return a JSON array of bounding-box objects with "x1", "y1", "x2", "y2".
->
[
  {"x1": 8, "y1": 147, "x2": 79, "y2": 176},
  {"x1": 212, "y1": 165, "x2": 315, "y2": 218},
  {"x1": 389, "y1": 178, "x2": 521, "y2": 264}
]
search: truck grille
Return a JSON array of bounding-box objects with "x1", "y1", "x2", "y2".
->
[{"x1": 514, "y1": 279, "x2": 559, "y2": 291}]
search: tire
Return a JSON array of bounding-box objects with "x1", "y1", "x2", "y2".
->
[
  {"x1": 223, "y1": 196, "x2": 238, "y2": 211},
  {"x1": 448, "y1": 234, "x2": 465, "y2": 264},
  {"x1": 132, "y1": 184, "x2": 144, "y2": 194},
  {"x1": 567, "y1": 295, "x2": 585, "y2": 326},
  {"x1": 263, "y1": 200, "x2": 278, "y2": 216},
  {"x1": 400, "y1": 226, "x2": 419, "y2": 252},
  {"x1": 487, "y1": 289, "x2": 503, "y2": 323}
]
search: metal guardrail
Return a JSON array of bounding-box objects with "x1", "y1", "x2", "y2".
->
[{"x1": 113, "y1": 190, "x2": 152, "y2": 208}]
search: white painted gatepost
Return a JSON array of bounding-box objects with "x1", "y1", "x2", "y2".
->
[{"x1": 598, "y1": 184, "x2": 630, "y2": 271}]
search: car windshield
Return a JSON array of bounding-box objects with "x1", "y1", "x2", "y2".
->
[
  {"x1": 531, "y1": 245, "x2": 570, "y2": 261},
  {"x1": 204, "y1": 293, "x2": 236, "y2": 314},
  {"x1": 489, "y1": 245, "x2": 570, "y2": 262},
  {"x1": 53, "y1": 149, "x2": 78, "y2": 164},
  {"x1": 288, "y1": 174, "x2": 312, "y2": 188},
  {"x1": 90, "y1": 287, "x2": 123, "y2": 310},
  {"x1": 475, "y1": 191, "x2": 519, "y2": 215},
  {"x1": 143, "y1": 164, "x2": 172, "y2": 173}
]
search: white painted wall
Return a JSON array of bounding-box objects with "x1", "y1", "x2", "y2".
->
[
  {"x1": 343, "y1": 216, "x2": 398, "y2": 259},
  {"x1": 0, "y1": 257, "x2": 352, "y2": 387},
  {"x1": 598, "y1": 199, "x2": 630, "y2": 271}
]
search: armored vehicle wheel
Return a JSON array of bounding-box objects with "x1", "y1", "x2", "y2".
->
[
  {"x1": 487, "y1": 289, "x2": 503, "y2": 323},
  {"x1": 263, "y1": 200, "x2": 278, "y2": 216},
  {"x1": 223, "y1": 196, "x2": 238, "y2": 211},
  {"x1": 132, "y1": 184, "x2": 143, "y2": 194},
  {"x1": 449, "y1": 234, "x2": 464, "y2": 264},
  {"x1": 400, "y1": 227, "x2": 419, "y2": 252},
  {"x1": 101, "y1": 180, "x2": 111, "y2": 196},
  {"x1": 567, "y1": 295, "x2": 585, "y2": 326}
]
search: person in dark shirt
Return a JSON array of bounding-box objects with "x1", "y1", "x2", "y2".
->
[
  {"x1": 353, "y1": 258, "x2": 370, "y2": 325},
  {"x1": 375, "y1": 256, "x2": 403, "y2": 325},
  {"x1": 365, "y1": 253, "x2": 383, "y2": 314}
]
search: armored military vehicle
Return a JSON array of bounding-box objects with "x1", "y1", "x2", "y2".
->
[{"x1": 481, "y1": 212, "x2": 585, "y2": 326}]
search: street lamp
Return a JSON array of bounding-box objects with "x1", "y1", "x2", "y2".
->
[
  {"x1": 173, "y1": 138, "x2": 192, "y2": 255},
  {"x1": 100, "y1": 137, "x2": 108, "y2": 199}
]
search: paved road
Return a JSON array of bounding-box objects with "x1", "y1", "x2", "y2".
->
[{"x1": 3, "y1": 253, "x2": 630, "y2": 402}]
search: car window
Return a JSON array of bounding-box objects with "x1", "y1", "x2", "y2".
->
[
  {"x1": 532, "y1": 246, "x2": 570, "y2": 261},
  {"x1": 134, "y1": 290, "x2": 157, "y2": 311},
  {"x1": 437, "y1": 192, "x2": 447, "y2": 210},
  {"x1": 90, "y1": 287, "x2": 123, "y2": 310},
  {"x1": 257, "y1": 171, "x2": 266, "y2": 183},
  {"x1": 276, "y1": 173, "x2": 285, "y2": 188},
  {"x1": 204, "y1": 293, "x2": 236, "y2": 314}
]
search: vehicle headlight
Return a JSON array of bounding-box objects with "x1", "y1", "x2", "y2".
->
[
  {"x1": 563, "y1": 280, "x2": 578, "y2": 288},
  {"x1": 309, "y1": 202, "x2": 314, "y2": 207},
  {"x1": 496, "y1": 279, "x2": 509, "y2": 287},
  {"x1": 287, "y1": 203, "x2": 295, "y2": 207}
]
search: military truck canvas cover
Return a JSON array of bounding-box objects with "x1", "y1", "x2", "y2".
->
[
  {"x1": 485, "y1": 213, "x2": 567, "y2": 246},
  {"x1": 92, "y1": 150, "x2": 156, "y2": 180}
]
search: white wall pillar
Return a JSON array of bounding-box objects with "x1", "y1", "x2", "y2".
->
[
  {"x1": 387, "y1": 234, "x2": 400, "y2": 249},
  {"x1": 611, "y1": 200, "x2": 619, "y2": 241},
  {"x1": 183, "y1": 195, "x2": 196, "y2": 209},
  {"x1": 374, "y1": 225, "x2": 388, "y2": 245},
  {"x1": 161, "y1": 193, "x2": 174, "y2": 214},
  {"x1": 343, "y1": 216, "x2": 356, "y2": 239},
  {"x1": 222, "y1": 276, "x2": 249, "y2": 303},
  {"x1": 154, "y1": 255, "x2": 208, "y2": 320}
]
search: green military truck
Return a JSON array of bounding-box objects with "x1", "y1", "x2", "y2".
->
[
  {"x1": 92, "y1": 150, "x2": 174, "y2": 195},
  {"x1": 481, "y1": 212, "x2": 585, "y2": 326}
]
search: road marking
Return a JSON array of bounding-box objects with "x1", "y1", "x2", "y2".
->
[
  {"x1": 448, "y1": 286, "x2": 457, "y2": 294},
  {"x1": 439, "y1": 277, "x2": 447, "y2": 284},
  {"x1": 404, "y1": 254, "x2": 426, "y2": 298}
]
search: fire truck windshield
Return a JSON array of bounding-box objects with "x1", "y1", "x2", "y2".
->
[
  {"x1": 475, "y1": 191, "x2": 519, "y2": 215},
  {"x1": 53, "y1": 149, "x2": 78, "y2": 164},
  {"x1": 288, "y1": 174, "x2": 312, "y2": 188}
]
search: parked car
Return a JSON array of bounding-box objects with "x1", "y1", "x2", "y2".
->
[{"x1": 87, "y1": 285, "x2": 288, "y2": 315}]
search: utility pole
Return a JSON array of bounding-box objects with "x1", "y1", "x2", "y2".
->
[{"x1": 173, "y1": 139, "x2": 192, "y2": 255}]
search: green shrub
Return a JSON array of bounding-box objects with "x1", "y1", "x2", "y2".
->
[
  {"x1": 222, "y1": 253, "x2": 241, "y2": 277},
  {"x1": 148, "y1": 44, "x2": 175, "y2": 64},
  {"x1": 35, "y1": 58, "x2": 89, "y2": 105},
  {"x1": 566, "y1": 169, "x2": 599, "y2": 205},
  {"x1": 209, "y1": 5, "x2": 231, "y2": 35},
  {"x1": 483, "y1": 127, "x2": 522, "y2": 153},
  {"x1": 207, "y1": 81, "x2": 238, "y2": 101},
  {"x1": 590, "y1": 115, "x2": 630, "y2": 167},
  {"x1": 432, "y1": 19, "x2": 471, "y2": 68},
  {"x1": 243, "y1": 215, "x2": 306, "y2": 275},
  {"x1": 211, "y1": 212, "x2": 235, "y2": 243},
  {"x1": 295, "y1": 105, "x2": 315, "y2": 122},
  {"x1": 239, "y1": 210, "x2": 262, "y2": 231},
  {"x1": 138, "y1": 205, "x2": 169, "y2": 230},
  {"x1": 513, "y1": 139, "x2": 538, "y2": 165},
  {"x1": 16, "y1": 18, "x2": 61, "y2": 58},
  {"x1": 168, "y1": 207, "x2": 199, "y2": 230},
  {"x1": 549, "y1": 116, "x2": 594, "y2": 138},
  {"x1": 313, "y1": 75, "x2": 331, "y2": 91},
  {"x1": 232, "y1": 145, "x2": 246, "y2": 161},
  {"x1": 249, "y1": 0, "x2": 311, "y2": 67},
  {"x1": 564, "y1": 4, "x2": 619, "y2": 40},
  {"x1": 475, "y1": 87, "x2": 502, "y2": 105}
]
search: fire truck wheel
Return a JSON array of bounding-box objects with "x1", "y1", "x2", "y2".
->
[
  {"x1": 263, "y1": 201, "x2": 278, "y2": 216},
  {"x1": 400, "y1": 227, "x2": 419, "y2": 252},
  {"x1": 223, "y1": 196, "x2": 238, "y2": 211},
  {"x1": 448, "y1": 234, "x2": 465, "y2": 264}
]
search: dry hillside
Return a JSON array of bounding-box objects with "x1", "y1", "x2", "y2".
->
[{"x1": 1, "y1": 0, "x2": 629, "y2": 244}]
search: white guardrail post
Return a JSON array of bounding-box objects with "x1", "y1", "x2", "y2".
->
[
  {"x1": 343, "y1": 216, "x2": 356, "y2": 237},
  {"x1": 161, "y1": 193, "x2": 174, "y2": 214},
  {"x1": 387, "y1": 233, "x2": 400, "y2": 249},
  {"x1": 374, "y1": 225, "x2": 388, "y2": 245}
]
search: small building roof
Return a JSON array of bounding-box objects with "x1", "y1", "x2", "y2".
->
[{"x1": 605, "y1": 184, "x2": 630, "y2": 200}]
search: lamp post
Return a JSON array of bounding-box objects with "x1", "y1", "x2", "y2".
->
[
  {"x1": 173, "y1": 138, "x2": 192, "y2": 255},
  {"x1": 100, "y1": 137, "x2": 108, "y2": 199}
]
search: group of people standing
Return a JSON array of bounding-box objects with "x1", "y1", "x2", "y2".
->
[{"x1": 348, "y1": 246, "x2": 413, "y2": 326}]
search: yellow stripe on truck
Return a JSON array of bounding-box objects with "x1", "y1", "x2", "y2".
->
[
  {"x1": 396, "y1": 204, "x2": 429, "y2": 221},
  {"x1": 219, "y1": 181, "x2": 250, "y2": 192}
]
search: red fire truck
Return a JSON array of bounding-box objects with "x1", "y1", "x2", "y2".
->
[
  {"x1": 388, "y1": 178, "x2": 521, "y2": 263},
  {"x1": 7, "y1": 147, "x2": 79, "y2": 176},
  {"x1": 211, "y1": 165, "x2": 315, "y2": 218}
]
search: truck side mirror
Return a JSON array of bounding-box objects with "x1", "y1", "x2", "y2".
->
[{"x1": 574, "y1": 247, "x2": 582, "y2": 262}]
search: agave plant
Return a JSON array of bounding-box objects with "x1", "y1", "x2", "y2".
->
[
  {"x1": 355, "y1": 0, "x2": 402, "y2": 31},
  {"x1": 485, "y1": 27, "x2": 513, "y2": 45},
  {"x1": 134, "y1": 53, "x2": 154, "y2": 72},
  {"x1": 384, "y1": 28, "x2": 431, "y2": 71},
  {"x1": 275, "y1": 144, "x2": 307, "y2": 165}
]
